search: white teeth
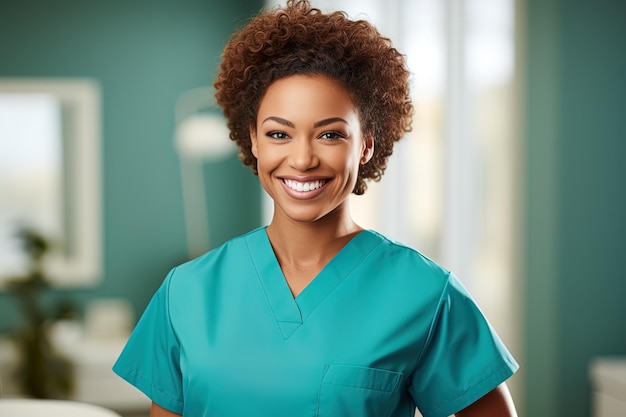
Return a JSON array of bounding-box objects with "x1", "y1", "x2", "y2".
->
[{"x1": 284, "y1": 179, "x2": 325, "y2": 192}]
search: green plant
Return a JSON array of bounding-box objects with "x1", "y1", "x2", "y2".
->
[{"x1": 5, "y1": 227, "x2": 75, "y2": 399}]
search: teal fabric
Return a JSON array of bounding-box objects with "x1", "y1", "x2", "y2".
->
[{"x1": 113, "y1": 227, "x2": 518, "y2": 417}]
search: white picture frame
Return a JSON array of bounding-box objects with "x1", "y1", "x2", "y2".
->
[{"x1": 0, "y1": 78, "x2": 102, "y2": 287}]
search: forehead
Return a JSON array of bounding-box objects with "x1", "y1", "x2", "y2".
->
[{"x1": 257, "y1": 75, "x2": 358, "y2": 120}]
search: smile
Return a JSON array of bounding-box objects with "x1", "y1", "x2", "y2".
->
[{"x1": 283, "y1": 179, "x2": 328, "y2": 192}]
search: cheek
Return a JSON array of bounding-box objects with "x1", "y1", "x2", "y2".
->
[
  {"x1": 255, "y1": 145, "x2": 282, "y2": 172},
  {"x1": 328, "y1": 149, "x2": 361, "y2": 173}
]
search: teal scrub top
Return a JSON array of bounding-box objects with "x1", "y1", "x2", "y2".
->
[{"x1": 113, "y1": 227, "x2": 518, "y2": 417}]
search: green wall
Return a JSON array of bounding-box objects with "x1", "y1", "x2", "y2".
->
[
  {"x1": 0, "y1": 0, "x2": 263, "y2": 330},
  {"x1": 525, "y1": 0, "x2": 626, "y2": 416},
  {"x1": 4, "y1": 0, "x2": 626, "y2": 414}
]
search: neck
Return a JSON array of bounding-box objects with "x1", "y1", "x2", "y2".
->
[{"x1": 266, "y1": 208, "x2": 362, "y2": 270}]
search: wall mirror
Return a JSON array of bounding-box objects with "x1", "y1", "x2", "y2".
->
[{"x1": 0, "y1": 78, "x2": 102, "y2": 287}]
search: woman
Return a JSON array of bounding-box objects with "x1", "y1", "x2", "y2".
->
[{"x1": 114, "y1": 1, "x2": 519, "y2": 416}]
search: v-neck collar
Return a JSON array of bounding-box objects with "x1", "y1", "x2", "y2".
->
[{"x1": 245, "y1": 227, "x2": 383, "y2": 339}]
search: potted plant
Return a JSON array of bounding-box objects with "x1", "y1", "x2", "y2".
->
[{"x1": 5, "y1": 227, "x2": 75, "y2": 399}]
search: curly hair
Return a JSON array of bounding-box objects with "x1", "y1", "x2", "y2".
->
[{"x1": 214, "y1": 0, "x2": 413, "y2": 195}]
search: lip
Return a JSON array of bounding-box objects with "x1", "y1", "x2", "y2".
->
[{"x1": 278, "y1": 176, "x2": 331, "y2": 200}]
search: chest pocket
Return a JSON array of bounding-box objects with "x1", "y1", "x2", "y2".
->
[{"x1": 316, "y1": 364, "x2": 403, "y2": 417}]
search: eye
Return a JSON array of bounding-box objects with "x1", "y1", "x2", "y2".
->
[
  {"x1": 318, "y1": 131, "x2": 345, "y2": 140},
  {"x1": 266, "y1": 131, "x2": 290, "y2": 140}
]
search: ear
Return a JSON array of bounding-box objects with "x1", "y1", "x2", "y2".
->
[
  {"x1": 361, "y1": 135, "x2": 374, "y2": 165},
  {"x1": 250, "y1": 124, "x2": 259, "y2": 158}
]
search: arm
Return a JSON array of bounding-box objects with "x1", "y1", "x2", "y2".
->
[
  {"x1": 151, "y1": 402, "x2": 182, "y2": 417},
  {"x1": 455, "y1": 383, "x2": 518, "y2": 417}
]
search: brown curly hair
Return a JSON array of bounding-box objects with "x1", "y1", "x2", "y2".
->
[{"x1": 214, "y1": 0, "x2": 413, "y2": 195}]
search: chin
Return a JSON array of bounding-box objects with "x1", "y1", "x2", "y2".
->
[
  {"x1": 285, "y1": 212, "x2": 328, "y2": 224},
  {"x1": 276, "y1": 205, "x2": 333, "y2": 224}
]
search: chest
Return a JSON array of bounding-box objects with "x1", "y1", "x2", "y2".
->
[
  {"x1": 166, "y1": 230, "x2": 442, "y2": 416},
  {"x1": 172, "y1": 271, "x2": 431, "y2": 417}
]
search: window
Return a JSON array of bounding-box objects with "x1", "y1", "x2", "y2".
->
[{"x1": 0, "y1": 79, "x2": 102, "y2": 287}]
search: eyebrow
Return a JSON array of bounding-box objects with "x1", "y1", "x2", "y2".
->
[
  {"x1": 313, "y1": 117, "x2": 348, "y2": 128},
  {"x1": 262, "y1": 116, "x2": 294, "y2": 128},
  {"x1": 261, "y1": 116, "x2": 348, "y2": 128}
]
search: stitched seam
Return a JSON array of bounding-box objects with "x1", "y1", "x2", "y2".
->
[
  {"x1": 315, "y1": 364, "x2": 330, "y2": 417},
  {"x1": 123, "y1": 368, "x2": 184, "y2": 407},
  {"x1": 245, "y1": 231, "x2": 293, "y2": 338},
  {"x1": 321, "y1": 382, "x2": 398, "y2": 393},
  {"x1": 166, "y1": 267, "x2": 182, "y2": 348},
  {"x1": 300, "y1": 237, "x2": 384, "y2": 321},
  {"x1": 414, "y1": 272, "x2": 452, "y2": 368},
  {"x1": 420, "y1": 362, "x2": 514, "y2": 414}
]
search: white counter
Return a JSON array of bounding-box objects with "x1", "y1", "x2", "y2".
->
[
  {"x1": 0, "y1": 336, "x2": 150, "y2": 414},
  {"x1": 590, "y1": 357, "x2": 626, "y2": 417}
]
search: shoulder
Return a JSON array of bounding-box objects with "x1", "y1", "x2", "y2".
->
[
  {"x1": 366, "y1": 230, "x2": 450, "y2": 277},
  {"x1": 166, "y1": 227, "x2": 266, "y2": 287},
  {"x1": 178, "y1": 227, "x2": 264, "y2": 269},
  {"x1": 361, "y1": 230, "x2": 453, "y2": 296}
]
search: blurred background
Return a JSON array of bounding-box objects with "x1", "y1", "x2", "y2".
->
[{"x1": 0, "y1": 0, "x2": 624, "y2": 417}]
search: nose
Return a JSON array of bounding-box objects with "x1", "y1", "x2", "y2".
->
[{"x1": 288, "y1": 137, "x2": 319, "y2": 171}]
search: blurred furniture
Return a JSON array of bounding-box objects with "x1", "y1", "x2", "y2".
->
[
  {"x1": 174, "y1": 86, "x2": 235, "y2": 258},
  {"x1": 0, "y1": 336, "x2": 150, "y2": 414},
  {"x1": 0, "y1": 299, "x2": 151, "y2": 415},
  {"x1": 590, "y1": 357, "x2": 626, "y2": 417},
  {"x1": 52, "y1": 302, "x2": 151, "y2": 414},
  {"x1": 0, "y1": 399, "x2": 122, "y2": 416},
  {"x1": 63, "y1": 338, "x2": 151, "y2": 412}
]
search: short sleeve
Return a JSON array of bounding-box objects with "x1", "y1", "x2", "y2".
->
[
  {"x1": 113, "y1": 268, "x2": 184, "y2": 414},
  {"x1": 409, "y1": 272, "x2": 519, "y2": 417}
]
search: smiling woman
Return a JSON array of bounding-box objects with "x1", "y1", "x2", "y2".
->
[{"x1": 112, "y1": 1, "x2": 518, "y2": 416}]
